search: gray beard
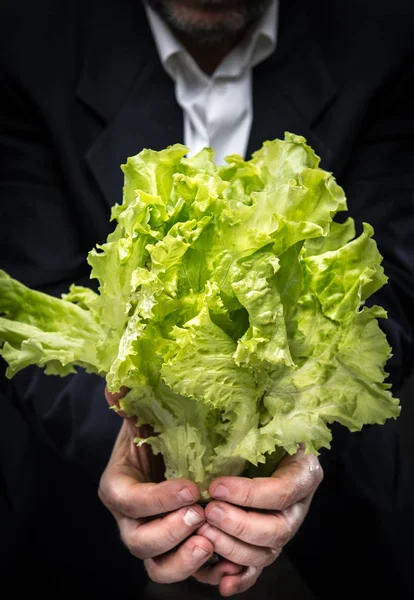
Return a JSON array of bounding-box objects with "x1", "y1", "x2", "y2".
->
[{"x1": 145, "y1": 0, "x2": 272, "y2": 44}]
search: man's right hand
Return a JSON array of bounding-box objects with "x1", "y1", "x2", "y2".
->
[{"x1": 98, "y1": 417, "x2": 215, "y2": 583}]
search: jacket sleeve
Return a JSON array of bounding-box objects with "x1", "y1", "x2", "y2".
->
[
  {"x1": 0, "y1": 59, "x2": 121, "y2": 485},
  {"x1": 314, "y1": 56, "x2": 414, "y2": 471},
  {"x1": 338, "y1": 59, "x2": 414, "y2": 396}
]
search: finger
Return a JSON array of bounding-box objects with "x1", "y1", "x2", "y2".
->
[
  {"x1": 204, "y1": 501, "x2": 297, "y2": 549},
  {"x1": 100, "y1": 417, "x2": 160, "y2": 483},
  {"x1": 133, "y1": 439, "x2": 161, "y2": 484},
  {"x1": 193, "y1": 560, "x2": 243, "y2": 586},
  {"x1": 105, "y1": 385, "x2": 130, "y2": 418},
  {"x1": 132, "y1": 426, "x2": 165, "y2": 484},
  {"x1": 104, "y1": 388, "x2": 163, "y2": 481},
  {"x1": 144, "y1": 535, "x2": 214, "y2": 584},
  {"x1": 197, "y1": 523, "x2": 278, "y2": 568},
  {"x1": 220, "y1": 566, "x2": 262, "y2": 597},
  {"x1": 210, "y1": 448, "x2": 323, "y2": 511},
  {"x1": 282, "y1": 495, "x2": 314, "y2": 535},
  {"x1": 107, "y1": 400, "x2": 164, "y2": 483},
  {"x1": 99, "y1": 471, "x2": 200, "y2": 519},
  {"x1": 118, "y1": 504, "x2": 206, "y2": 559}
]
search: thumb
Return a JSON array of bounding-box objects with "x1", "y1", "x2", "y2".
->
[{"x1": 104, "y1": 385, "x2": 165, "y2": 482}]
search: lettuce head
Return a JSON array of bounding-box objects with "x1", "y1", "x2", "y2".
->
[{"x1": 0, "y1": 132, "x2": 400, "y2": 498}]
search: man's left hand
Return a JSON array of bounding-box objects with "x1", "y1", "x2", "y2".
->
[{"x1": 193, "y1": 447, "x2": 323, "y2": 596}]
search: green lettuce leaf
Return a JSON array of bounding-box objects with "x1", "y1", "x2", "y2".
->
[
  {"x1": 0, "y1": 271, "x2": 103, "y2": 377},
  {"x1": 0, "y1": 132, "x2": 400, "y2": 497}
]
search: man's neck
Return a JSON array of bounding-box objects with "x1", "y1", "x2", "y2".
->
[{"x1": 172, "y1": 30, "x2": 248, "y2": 76}]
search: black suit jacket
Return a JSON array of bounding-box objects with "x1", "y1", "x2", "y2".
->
[{"x1": 1, "y1": 0, "x2": 413, "y2": 596}]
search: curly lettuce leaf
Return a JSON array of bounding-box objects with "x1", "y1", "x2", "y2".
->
[
  {"x1": 0, "y1": 271, "x2": 103, "y2": 377},
  {"x1": 0, "y1": 132, "x2": 400, "y2": 496}
]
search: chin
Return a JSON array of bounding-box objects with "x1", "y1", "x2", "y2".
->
[{"x1": 146, "y1": 0, "x2": 271, "y2": 41}]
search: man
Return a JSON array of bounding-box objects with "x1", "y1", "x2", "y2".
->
[{"x1": 0, "y1": 0, "x2": 413, "y2": 597}]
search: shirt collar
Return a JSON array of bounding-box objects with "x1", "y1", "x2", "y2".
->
[
  {"x1": 144, "y1": 3, "x2": 182, "y2": 75},
  {"x1": 145, "y1": 0, "x2": 279, "y2": 80}
]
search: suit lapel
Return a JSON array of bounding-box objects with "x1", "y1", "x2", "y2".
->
[
  {"x1": 247, "y1": 0, "x2": 337, "y2": 168},
  {"x1": 76, "y1": 2, "x2": 183, "y2": 209},
  {"x1": 84, "y1": 63, "x2": 183, "y2": 209}
]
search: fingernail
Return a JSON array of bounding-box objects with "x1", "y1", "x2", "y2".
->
[
  {"x1": 208, "y1": 504, "x2": 225, "y2": 523},
  {"x1": 183, "y1": 507, "x2": 204, "y2": 527},
  {"x1": 193, "y1": 545, "x2": 209, "y2": 558},
  {"x1": 202, "y1": 525, "x2": 217, "y2": 542},
  {"x1": 213, "y1": 483, "x2": 228, "y2": 499},
  {"x1": 177, "y1": 486, "x2": 195, "y2": 503}
]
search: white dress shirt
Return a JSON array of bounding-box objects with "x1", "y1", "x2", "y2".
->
[{"x1": 145, "y1": 1, "x2": 279, "y2": 164}]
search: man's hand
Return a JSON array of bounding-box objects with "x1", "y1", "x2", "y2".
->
[
  {"x1": 98, "y1": 390, "x2": 216, "y2": 584},
  {"x1": 100, "y1": 387, "x2": 323, "y2": 595},
  {"x1": 193, "y1": 447, "x2": 323, "y2": 596}
]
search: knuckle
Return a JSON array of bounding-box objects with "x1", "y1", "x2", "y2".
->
[
  {"x1": 146, "y1": 560, "x2": 185, "y2": 585},
  {"x1": 226, "y1": 539, "x2": 242, "y2": 562},
  {"x1": 254, "y1": 528, "x2": 272, "y2": 546},
  {"x1": 277, "y1": 523, "x2": 292, "y2": 548},
  {"x1": 305, "y1": 455, "x2": 324, "y2": 488},
  {"x1": 166, "y1": 570, "x2": 185, "y2": 584},
  {"x1": 233, "y1": 517, "x2": 248, "y2": 539},
  {"x1": 144, "y1": 561, "x2": 163, "y2": 584},
  {"x1": 278, "y1": 480, "x2": 296, "y2": 510},
  {"x1": 153, "y1": 493, "x2": 169, "y2": 515},
  {"x1": 313, "y1": 462, "x2": 324, "y2": 487},
  {"x1": 128, "y1": 542, "x2": 146, "y2": 560},
  {"x1": 242, "y1": 548, "x2": 269, "y2": 569},
  {"x1": 108, "y1": 486, "x2": 131, "y2": 515},
  {"x1": 163, "y1": 524, "x2": 181, "y2": 548},
  {"x1": 97, "y1": 474, "x2": 115, "y2": 510},
  {"x1": 253, "y1": 516, "x2": 278, "y2": 546},
  {"x1": 118, "y1": 525, "x2": 131, "y2": 549},
  {"x1": 225, "y1": 539, "x2": 258, "y2": 567},
  {"x1": 122, "y1": 529, "x2": 147, "y2": 560},
  {"x1": 276, "y1": 513, "x2": 295, "y2": 547},
  {"x1": 97, "y1": 484, "x2": 107, "y2": 506},
  {"x1": 242, "y1": 484, "x2": 256, "y2": 508},
  {"x1": 252, "y1": 552, "x2": 268, "y2": 568}
]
